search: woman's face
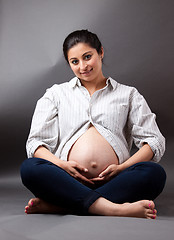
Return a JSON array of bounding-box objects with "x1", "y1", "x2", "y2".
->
[{"x1": 67, "y1": 43, "x2": 104, "y2": 83}]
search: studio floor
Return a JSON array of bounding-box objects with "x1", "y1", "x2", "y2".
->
[{"x1": 0, "y1": 141, "x2": 174, "y2": 240}]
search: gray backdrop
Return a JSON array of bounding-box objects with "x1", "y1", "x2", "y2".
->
[{"x1": 0, "y1": 0, "x2": 174, "y2": 174}]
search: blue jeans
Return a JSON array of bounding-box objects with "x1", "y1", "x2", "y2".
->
[{"x1": 20, "y1": 158, "x2": 166, "y2": 214}]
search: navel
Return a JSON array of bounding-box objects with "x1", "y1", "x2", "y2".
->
[{"x1": 91, "y1": 161, "x2": 97, "y2": 168}]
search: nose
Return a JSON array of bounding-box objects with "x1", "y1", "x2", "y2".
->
[{"x1": 79, "y1": 61, "x2": 87, "y2": 71}]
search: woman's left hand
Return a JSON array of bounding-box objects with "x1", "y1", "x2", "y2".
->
[{"x1": 90, "y1": 164, "x2": 122, "y2": 183}]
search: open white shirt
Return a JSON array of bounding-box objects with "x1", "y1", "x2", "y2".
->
[{"x1": 26, "y1": 77, "x2": 165, "y2": 164}]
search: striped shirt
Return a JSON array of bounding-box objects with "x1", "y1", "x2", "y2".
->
[{"x1": 26, "y1": 77, "x2": 165, "y2": 164}]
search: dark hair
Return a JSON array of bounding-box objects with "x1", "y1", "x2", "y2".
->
[{"x1": 63, "y1": 29, "x2": 102, "y2": 63}]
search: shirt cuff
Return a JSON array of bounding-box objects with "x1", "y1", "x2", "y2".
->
[
  {"x1": 140, "y1": 137, "x2": 165, "y2": 162},
  {"x1": 26, "y1": 141, "x2": 51, "y2": 158}
]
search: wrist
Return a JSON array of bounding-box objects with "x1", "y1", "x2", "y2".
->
[
  {"x1": 118, "y1": 163, "x2": 127, "y2": 173},
  {"x1": 56, "y1": 159, "x2": 65, "y2": 168}
]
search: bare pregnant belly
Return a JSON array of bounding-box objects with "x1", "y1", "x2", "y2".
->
[{"x1": 68, "y1": 125, "x2": 119, "y2": 178}]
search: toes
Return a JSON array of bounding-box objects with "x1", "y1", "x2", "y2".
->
[
  {"x1": 147, "y1": 209, "x2": 157, "y2": 220},
  {"x1": 153, "y1": 209, "x2": 157, "y2": 214},
  {"x1": 28, "y1": 199, "x2": 34, "y2": 207},
  {"x1": 148, "y1": 200, "x2": 155, "y2": 210},
  {"x1": 147, "y1": 208, "x2": 157, "y2": 214},
  {"x1": 146, "y1": 207, "x2": 157, "y2": 219},
  {"x1": 25, "y1": 206, "x2": 29, "y2": 214},
  {"x1": 147, "y1": 214, "x2": 157, "y2": 219}
]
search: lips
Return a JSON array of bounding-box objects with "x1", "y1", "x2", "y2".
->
[{"x1": 81, "y1": 68, "x2": 93, "y2": 75}]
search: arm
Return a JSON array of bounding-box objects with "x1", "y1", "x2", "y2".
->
[
  {"x1": 128, "y1": 88, "x2": 165, "y2": 163},
  {"x1": 27, "y1": 88, "x2": 93, "y2": 184},
  {"x1": 34, "y1": 145, "x2": 63, "y2": 167},
  {"x1": 91, "y1": 144, "x2": 154, "y2": 182},
  {"x1": 118, "y1": 143, "x2": 154, "y2": 172},
  {"x1": 92, "y1": 89, "x2": 164, "y2": 182}
]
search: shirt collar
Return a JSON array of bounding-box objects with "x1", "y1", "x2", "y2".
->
[
  {"x1": 68, "y1": 77, "x2": 80, "y2": 88},
  {"x1": 106, "y1": 77, "x2": 117, "y2": 90},
  {"x1": 69, "y1": 76, "x2": 117, "y2": 90}
]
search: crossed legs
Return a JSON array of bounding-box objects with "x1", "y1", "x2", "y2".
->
[{"x1": 20, "y1": 158, "x2": 166, "y2": 219}]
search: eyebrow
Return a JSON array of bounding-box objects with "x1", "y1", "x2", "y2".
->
[{"x1": 69, "y1": 51, "x2": 93, "y2": 61}]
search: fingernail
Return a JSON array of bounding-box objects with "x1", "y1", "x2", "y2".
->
[
  {"x1": 99, "y1": 174, "x2": 102, "y2": 178},
  {"x1": 153, "y1": 215, "x2": 156, "y2": 219},
  {"x1": 149, "y1": 202, "x2": 151, "y2": 208},
  {"x1": 84, "y1": 168, "x2": 88, "y2": 172},
  {"x1": 31, "y1": 201, "x2": 33, "y2": 206},
  {"x1": 153, "y1": 210, "x2": 155, "y2": 214}
]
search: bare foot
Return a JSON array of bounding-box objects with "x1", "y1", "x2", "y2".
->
[
  {"x1": 89, "y1": 198, "x2": 157, "y2": 219},
  {"x1": 117, "y1": 200, "x2": 157, "y2": 219},
  {"x1": 25, "y1": 198, "x2": 69, "y2": 214}
]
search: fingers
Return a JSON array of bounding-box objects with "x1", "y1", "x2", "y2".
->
[
  {"x1": 98, "y1": 164, "x2": 118, "y2": 178},
  {"x1": 90, "y1": 176, "x2": 105, "y2": 182},
  {"x1": 79, "y1": 174, "x2": 95, "y2": 184},
  {"x1": 77, "y1": 165, "x2": 88, "y2": 173},
  {"x1": 74, "y1": 171, "x2": 94, "y2": 184},
  {"x1": 62, "y1": 161, "x2": 93, "y2": 184},
  {"x1": 69, "y1": 167, "x2": 94, "y2": 184},
  {"x1": 98, "y1": 167, "x2": 111, "y2": 178},
  {"x1": 91, "y1": 167, "x2": 113, "y2": 182},
  {"x1": 69, "y1": 161, "x2": 88, "y2": 173}
]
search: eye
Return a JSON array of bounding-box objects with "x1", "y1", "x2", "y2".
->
[
  {"x1": 84, "y1": 54, "x2": 92, "y2": 60},
  {"x1": 71, "y1": 59, "x2": 78, "y2": 65}
]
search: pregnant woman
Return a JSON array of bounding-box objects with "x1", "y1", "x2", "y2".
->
[{"x1": 20, "y1": 30, "x2": 166, "y2": 219}]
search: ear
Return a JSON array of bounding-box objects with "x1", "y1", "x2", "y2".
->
[{"x1": 100, "y1": 46, "x2": 104, "y2": 60}]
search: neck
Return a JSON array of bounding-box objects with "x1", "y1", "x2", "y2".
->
[{"x1": 80, "y1": 74, "x2": 107, "y2": 96}]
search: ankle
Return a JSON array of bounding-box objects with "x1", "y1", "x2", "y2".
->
[{"x1": 89, "y1": 197, "x2": 119, "y2": 216}]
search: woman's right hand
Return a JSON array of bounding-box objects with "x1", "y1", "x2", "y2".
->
[
  {"x1": 34, "y1": 146, "x2": 94, "y2": 185},
  {"x1": 60, "y1": 160, "x2": 94, "y2": 185}
]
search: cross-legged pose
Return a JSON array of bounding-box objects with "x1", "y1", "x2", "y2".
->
[{"x1": 20, "y1": 30, "x2": 166, "y2": 219}]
